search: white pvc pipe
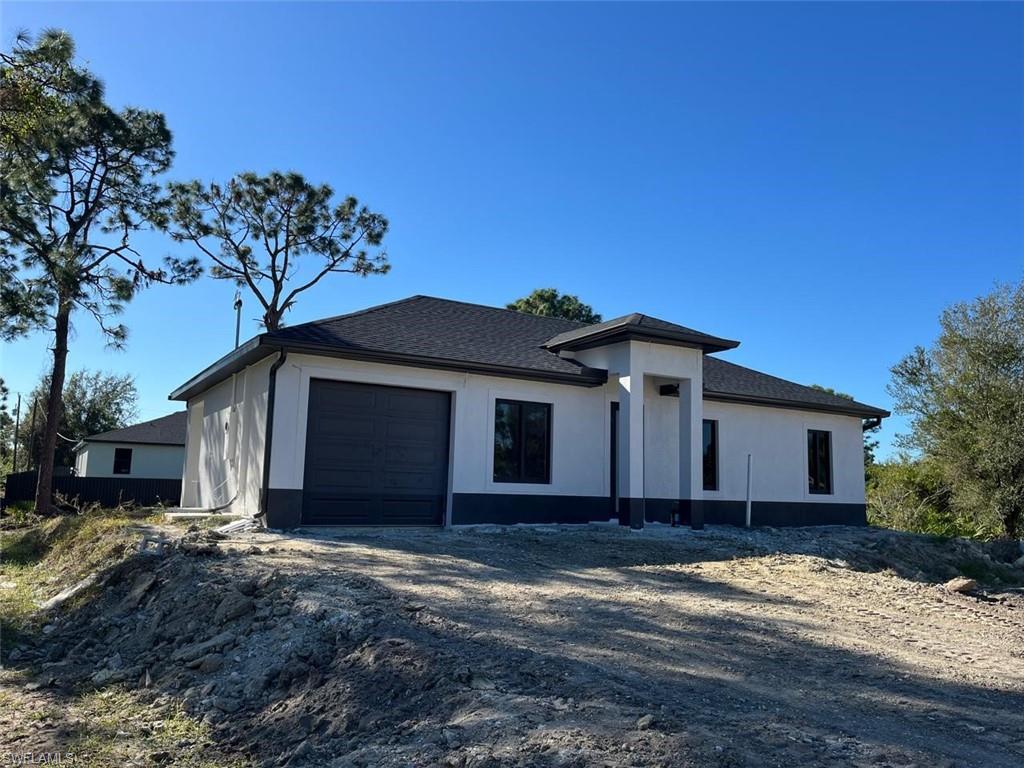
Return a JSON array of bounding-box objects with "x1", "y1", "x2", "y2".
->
[{"x1": 745, "y1": 453, "x2": 753, "y2": 527}]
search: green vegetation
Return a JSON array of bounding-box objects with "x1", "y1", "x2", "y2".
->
[
  {"x1": 167, "y1": 170, "x2": 390, "y2": 331},
  {"x1": 1, "y1": 30, "x2": 199, "y2": 514},
  {"x1": 7, "y1": 369, "x2": 138, "y2": 470},
  {"x1": 507, "y1": 287, "x2": 602, "y2": 323},
  {"x1": 885, "y1": 281, "x2": 1024, "y2": 540},
  {"x1": 0, "y1": 507, "x2": 159, "y2": 638}
]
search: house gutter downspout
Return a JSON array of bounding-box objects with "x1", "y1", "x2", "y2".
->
[{"x1": 258, "y1": 348, "x2": 288, "y2": 526}]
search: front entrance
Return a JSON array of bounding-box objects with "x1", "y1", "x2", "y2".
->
[{"x1": 301, "y1": 379, "x2": 451, "y2": 525}]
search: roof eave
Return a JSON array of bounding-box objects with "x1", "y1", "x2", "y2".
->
[
  {"x1": 82, "y1": 438, "x2": 187, "y2": 447},
  {"x1": 703, "y1": 390, "x2": 890, "y2": 419},
  {"x1": 171, "y1": 337, "x2": 609, "y2": 401},
  {"x1": 271, "y1": 339, "x2": 610, "y2": 387},
  {"x1": 168, "y1": 335, "x2": 272, "y2": 401},
  {"x1": 545, "y1": 327, "x2": 740, "y2": 354}
]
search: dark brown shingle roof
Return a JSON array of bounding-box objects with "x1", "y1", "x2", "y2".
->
[
  {"x1": 544, "y1": 312, "x2": 739, "y2": 353},
  {"x1": 265, "y1": 296, "x2": 601, "y2": 381},
  {"x1": 702, "y1": 357, "x2": 888, "y2": 418},
  {"x1": 84, "y1": 412, "x2": 187, "y2": 446},
  {"x1": 170, "y1": 295, "x2": 889, "y2": 418}
]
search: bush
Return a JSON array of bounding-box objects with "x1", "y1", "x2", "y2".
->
[{"x1": 867, "y1": 460, "x2": 1001, "y2": 539}]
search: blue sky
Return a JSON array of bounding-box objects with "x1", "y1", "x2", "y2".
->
[{"x1": 2, "y1": 2, "x2": 1022, "y2": 459}]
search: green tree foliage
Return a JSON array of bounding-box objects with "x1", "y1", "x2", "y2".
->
[
  {"x1": 865, "y1": 459, "x2": 984, "y2": 538},
  {"x1": 0, "y1": 31, "x2": 198, "y2": 512},
  {"x1": 889, "y1": 282, "x2": 1024, "y2": 539},
  {"x1": 17, "y1": 370, "x2": 138, "y2": 469},
  {"x1": 0, "y1": 378, "x2": 13, "y2": 475},
  {"x1": 167, "y1": 172, "x2": 390, "y2": 331},
  {"x1": 507, "y1": 288, "x2": 602, "y2": 323}
]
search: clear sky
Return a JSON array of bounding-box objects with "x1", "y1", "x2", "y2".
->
[{"x1": 2, "y1": 2, "x2": 1022, "y2": 459}]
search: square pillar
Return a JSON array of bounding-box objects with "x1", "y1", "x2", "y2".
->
[
  {"x1": 677, "y1": 378, "x2": 704, "y2": 529},
  {"x1": 618, "y1": 374, "x2": 646, "y2": 529}
]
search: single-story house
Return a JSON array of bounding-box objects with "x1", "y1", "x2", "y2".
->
[
  {"x1": 169, "y1": 295, "x2": 888, "y2": 529},
  {"x1": 73, "y1": 412, "x2": 186, "y2": 479}
]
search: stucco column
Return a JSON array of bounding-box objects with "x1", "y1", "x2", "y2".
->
[
  {"x1": 618, "y1": 373, "x2": 645, "y2": 529},
  {"x1": 677, "y1": 377, "x2": 703, "y2": 528}
]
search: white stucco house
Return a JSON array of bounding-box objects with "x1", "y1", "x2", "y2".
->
[
  {"x1": 73, "y1": 412, "x2": 186, "y2": 479},
  {"x1": 169, "y1": 296, "x2": 888, "y2": 529}
]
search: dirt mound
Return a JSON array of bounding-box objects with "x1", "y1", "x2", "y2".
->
[
  {"x1": 7, "y1": 522, "x2": 1024, "y2": 767},
  {"x1": 12, "y1": 529, "x2": 555, "y2": 767}
]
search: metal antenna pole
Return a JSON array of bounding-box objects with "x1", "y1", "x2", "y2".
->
[
  {"x1": 11, "y1": 394, "x2": 20, "y2": 473},
  {"x1": 28, "y1": 399, "x2": 36, "y2": 470},
  {"x1": 234, "y1": 292, "x2": 243, "y2": 349}
]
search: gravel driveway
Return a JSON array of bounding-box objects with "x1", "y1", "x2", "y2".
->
[{"x1": 4, "y1": 522, "x2": 1023, "y2": 767}]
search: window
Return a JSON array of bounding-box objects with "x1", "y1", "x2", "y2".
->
[
  {"x1": 493, "y1": 399, "x2": 551, "y2": 484},
  {"x1": 113, "y1": 447, "x2": 133, "y2": 475},
  {"x1": 807, "y1": 430, "x2": 832, "y2": 494},
  {"x1": 702, "y1": 419, "x2": 718, "y2": 491}
]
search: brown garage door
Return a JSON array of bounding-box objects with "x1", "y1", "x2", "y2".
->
[{"x1": 301, "y1": 379, "x2": 451, "y2": 526}]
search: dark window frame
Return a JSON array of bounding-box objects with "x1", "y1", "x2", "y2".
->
[
  {"x1": 113, "y1": 447, "x2": 133, "y2": 475},
  {"x1": 702, "y1": 419, "x2": 719, "y2": 491},
  {"x1": 493, "y1": 398, "x2": 553, "y2": 484},
  {"x1": 807, "y1": 429, "x2": 833, "y2": 495}
]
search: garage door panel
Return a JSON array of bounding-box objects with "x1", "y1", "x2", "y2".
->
[
  {"x1": 303, "y1": 497, "x2": 375, "y2": 525},
  {"x1": 383, "y1": 418, "x2": 443, "y2": 442},
  {"x1": 302, "y1": 379, "x2": 450, "y2": 526},
  {"x1": 381, "y1": 469, "x2": 443, "y2": 490},
  {"x1": 381, "y1": 498, "x2": 445, "y2": 526},
  {"x1": 384, "y1": 390, "x2": 447, "y2": 417},
  {"x1": 308, "y1": 467, "x2": 374, "y2": 491},
  {"x1": 311, "y1": 438, "x2": 376, "y2": 462},
  {"x1": 383, "y1": 443, "x2": 445, "y2": 466},
  {"x1": 313, "y1": 414, "x2": 377, "y2": 440}
]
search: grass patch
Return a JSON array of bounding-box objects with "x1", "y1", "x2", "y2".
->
[
  {"x1": 956, "y1": 558, "x2": 1023, "y2": 585},
  {"x1": 71, "y1": 687, "x2": 252, "y2": 767},
  {"x1": 0, "y1": 507, "x2": 162, "y2": 643},
  {"x1": 1, "y1": 683, "x2": 252, "y2": 768}
]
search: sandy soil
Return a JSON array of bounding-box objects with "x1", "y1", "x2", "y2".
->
[{"x1": 3, "y1": 523, "x2": 1024, "y2": 767}]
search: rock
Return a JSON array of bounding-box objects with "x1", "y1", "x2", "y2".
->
[
  {"x1": 214, "y1": 590, "x2": 254, "y2": 624},
  {"x1": 92, "y1": 668, "x2": 117, "y2": 685},
  {"x1": 636, "y1": 714, "x2": 655, "y2": 730},
  {"x1": 118, "y1": 571, "x2": 157, "y2": 613},
  {"x1": 198, "y1": 654, "x2": 224, "y2": 673},
  {"x1": 235, "y1": 578, "x2": 259, "y2": 597},
  {"x1": 211, "y1": 695, "x2": 240, "y2": 713},
  {"x1": 469, "y1": 674, "x2": 496, "y2": 690},
  {"x1": 39, "y1": 572, "x2": 100, "y2": 611},
  {"x1": 944, "y1": 577, "x2": 978, "y2": 593},
  {"x1": 172, "y1": 631, "x2": 236, "y2": 663}
]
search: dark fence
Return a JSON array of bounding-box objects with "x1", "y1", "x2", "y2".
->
[{"x1": 2, "y1": 470, "x2": 181, "y2": 510}]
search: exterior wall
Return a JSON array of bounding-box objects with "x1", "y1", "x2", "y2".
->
[
  {"x1": 73, "y1": 442, "x2": 184, "y2": 479},
  {"x1": 180, "y1": 348, "x2": 869, "y2": 527},
  {"x1": 267, "y1": 354, "x2": 615, "y2": 524},
  {"x1": 701, "y1": 400, "x2": 865, "y2": 505},
  {"x1": 180, "y1": 357, "x2": 271, "y2": 512}
]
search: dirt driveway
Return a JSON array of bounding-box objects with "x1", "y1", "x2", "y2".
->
[
  {"x1": 4, "y1": 523, "x2": 1024, "y2": 767},
  {"x1": 241, "y1": 524, "x2": 1024, "y2": 767}
]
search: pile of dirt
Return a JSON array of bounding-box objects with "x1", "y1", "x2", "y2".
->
[
  {"x1": 11, "y1": 529, "x2": 554, "y2": 767},
  {"x1": 718, "y1": 524, "x2": 1024, "y2": 586},
  {"x1": 7, "y1": 522, "x2": 1024, "y2": 767}
]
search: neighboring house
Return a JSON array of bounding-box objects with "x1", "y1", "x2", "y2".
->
[
  {"x1": 169, "y1": 296, "x2": 888, "y2": 529},
  {"x1": 73, "y1": 412, "x2": 187, "y2": 480}
]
